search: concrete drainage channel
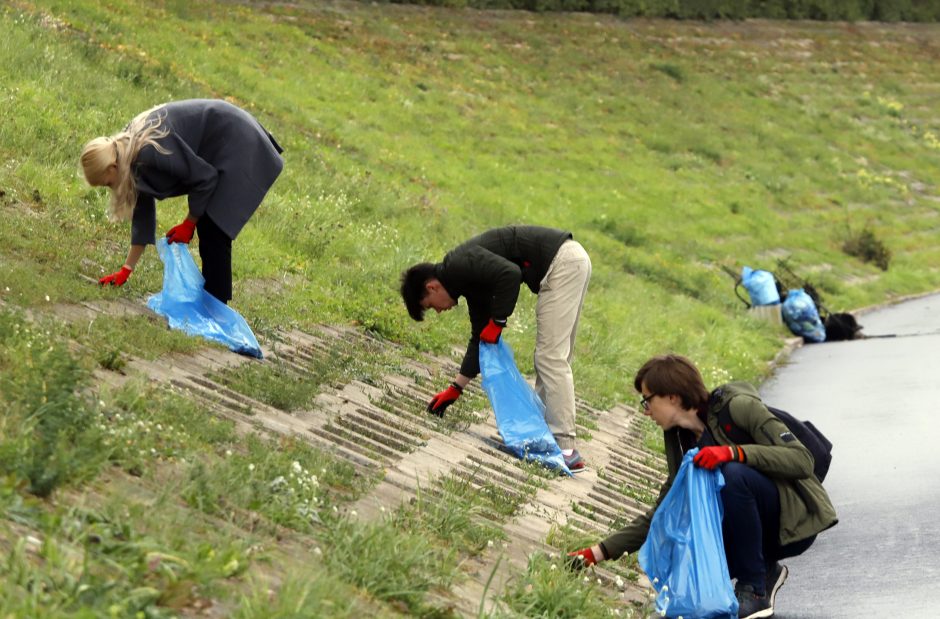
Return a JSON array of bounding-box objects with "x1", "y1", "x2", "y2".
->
[{"x1": 49, "y1": 298, "x2": 667, "y2": 615}]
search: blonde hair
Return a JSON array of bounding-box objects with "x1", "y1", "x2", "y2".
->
[{"x1": 80, "y1": 106, "x2": 170, "y2": 221}]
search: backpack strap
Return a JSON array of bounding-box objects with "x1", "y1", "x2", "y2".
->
[{"x1": 713, "y1": 389, "x2": 753, "y2": 445}]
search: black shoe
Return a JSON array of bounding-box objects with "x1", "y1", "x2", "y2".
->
[
  {"x1": 736, "y1": 583, "x2": 773, "y2": 619},
  {"x1": 765, "y1": 562, "x2": 788, "y2": 609}
]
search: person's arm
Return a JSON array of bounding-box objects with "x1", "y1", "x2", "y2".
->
[
  {"x1": 427, "y1": 373, "x2": 473, "y2": 417},
  {"x1": 598, "y1": 478, "x2": 671, "y2": 560},
  {"x1": 98, "y1": 244, "x2": 146, "y2": 287},
  {"x1": 136, "y1": 136, "x2": 218, "y2": 220},
  {"x1": 123, "y1": 244, "x2": 146, "y2": 270},
  {"x1": 728, "y1": 397, "x2": 815, "y2": 479}
]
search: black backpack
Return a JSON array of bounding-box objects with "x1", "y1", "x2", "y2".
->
[{"x1": 716, "y1": 401, "x2": 833, "y2": 483}]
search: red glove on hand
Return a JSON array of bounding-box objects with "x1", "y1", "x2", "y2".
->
[
  {"x1": 165, "y1": 218, "x2": 196, "y2": 244},
  {"x1": 98, "y1": 265, "x2": 133, "y2": 287},
  {"x1": 693, "y1": 445, "x2": 745, "y2": 470},
  {"x1": 566, "y1": 547, "x2": 600, "y2": 570},
  {"x1": 479, "y1": 318, "x2": 506, "y2": 344},
  {"x1": 427, "y1": 382, "x2": 462, "y2": 417}
]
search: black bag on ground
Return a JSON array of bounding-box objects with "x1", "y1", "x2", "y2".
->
[
  {"x1": 823, "y1": 312, "x2": 862, "y2": 341},
  {"x1": 717, "y1": 403, "x2": 833, "y2": 483}
]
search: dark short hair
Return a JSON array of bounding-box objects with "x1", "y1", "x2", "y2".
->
[
  {"x1": 400, "y1": 262, "x2": 437, "y2": 321},
  {"x1": 634, "y1": 354, "x2": 709, "y2": 411}
]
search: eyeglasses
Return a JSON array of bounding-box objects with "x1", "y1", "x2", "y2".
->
[{"x1": 639, "y1": 393, "x2": 656, "y2": 411}]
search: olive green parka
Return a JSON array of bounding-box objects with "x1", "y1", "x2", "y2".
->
[{"x1": 600, "y1": 381, "x2": 838, "y2": 560}]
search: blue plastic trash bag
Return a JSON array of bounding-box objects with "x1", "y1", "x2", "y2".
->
[
  {"x1": 639, "y1": 448, "x2": 738, "y2": 619},
  {"x1": 479, "y1": 339, "x2": 571, "y2": 476},
  {"x1": 741, "y1": 266, "x2": 780, "y2": 306},
  {"x1": 147, "y1": 238, "x2": 262, "y2": 358},
  {"x1": 781, "y1": 288, "x2": 826, "y2": 343}
]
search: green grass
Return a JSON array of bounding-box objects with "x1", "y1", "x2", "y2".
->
[
  {"x1": 495, "y1": 553, "x2": 628, "y2": 618},
  {"x1": 2, "y1": 1, "x2": 940, "y2": 615},
  {"x1": 5, "y1": 3, "x2": 940, "y2": 404}
]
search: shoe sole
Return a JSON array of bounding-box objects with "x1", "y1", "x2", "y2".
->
[
  {"x1": 767, "y1": 563, "x2": 788, "y2": 609},
  {"x1": 739, "y1": 607, "x2": 774, "y2": 619}
]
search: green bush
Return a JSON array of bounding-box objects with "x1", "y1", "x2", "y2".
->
[
  {"x1": 0, "y1": 312, "x2": 109, "y2": 497},
  {"x1": 843, "y1": 227, "x2": 891, "y2": 271}
]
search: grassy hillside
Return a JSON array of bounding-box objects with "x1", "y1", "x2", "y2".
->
[
  {"x1": 1, "y1": 0, "x2": 939, "y2": 615},
  {"x1": 3, "y1": 0, "x2": 939, "y2": 400}
]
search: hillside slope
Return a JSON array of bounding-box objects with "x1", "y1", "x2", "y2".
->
[{"x1": 1, "y1": 2, "x2": 939, "y2": 616}]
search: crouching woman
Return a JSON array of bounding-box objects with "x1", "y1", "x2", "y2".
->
[{"x1": 569, "y1": 354, "x2": 837, "y2": 619}]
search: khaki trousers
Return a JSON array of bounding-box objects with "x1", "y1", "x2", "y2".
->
[{"x1": 534, "y1": 240, "x2": 591, "y2": 450}]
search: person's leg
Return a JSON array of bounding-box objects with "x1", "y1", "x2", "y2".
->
[
  {"x1": 771, "y1": 534, "x2": 817, "y2": 563},
  {"x1": 719, "y1": 462, "x2": 781, "y2": 594},
  {"x1": 534, "y1": 241, "x2": 591, "y2": 451},
  {"x1": 196, "y1": 216, "x2": 233, "y2": 304}
]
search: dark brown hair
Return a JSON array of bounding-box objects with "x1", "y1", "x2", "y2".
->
[
  {"x1": 633, "y1": 354, "x2": 709, "y2": 411},
  {"x1": 400, "y1": 262, "x2": 437, "y2": 321}
]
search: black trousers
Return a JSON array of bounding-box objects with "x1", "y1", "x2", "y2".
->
[
  {"x1": 720, "y1": 462, "x2": 817, "y2": 593},
  {"x1": 196, "y1": 216, "x2": 233, "y2": 304}
]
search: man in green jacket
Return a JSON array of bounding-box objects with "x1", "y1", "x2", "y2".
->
[
  {"x1": 568, "y1": 354, "x2": 837, "y2": 619},
  {"x1": 400, "y1": 225, "x2": 592, "y2": 470}
]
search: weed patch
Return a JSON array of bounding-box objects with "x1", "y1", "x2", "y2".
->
[
  {"x1": 498, "y1": 552, "x2": 624, "y2": 618},
  {"x1": 0, "y1": 311, "x2": 108, "y2": 497},
  {"x1": 843, "y1": 227, "x2": 891, "y2": 271}
]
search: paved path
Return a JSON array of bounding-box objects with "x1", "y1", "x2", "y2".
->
[{"x1": 760, "y1": 294, "x2": 940, "y2": 619}]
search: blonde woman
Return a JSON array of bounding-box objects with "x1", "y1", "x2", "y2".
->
[{"x1": 81, "y1": 99, "x2": 284, "y2": 303}]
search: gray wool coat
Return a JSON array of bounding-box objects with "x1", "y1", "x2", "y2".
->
[{"x1": 130, "y1": 99, "x2": 284, "y2": 245}]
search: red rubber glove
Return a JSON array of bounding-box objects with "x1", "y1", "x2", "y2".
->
[
  {"x1": 427, "y1": 382, "x2": 462, "y2": 417},
  {"x1": 566, "y1": 547, "x2": 600, "y2": 570},
  {"x1": 98, "y1": 265, "x2": 133, "y2": 287},
  {"x1": 165, "y1": 218, "x2": 196, "y2": 244},
  {"x1": 693, "y1": 445, "x2": 745, "y2": 470},
  {"x1": 479, "y1": 318, "x2": 506, "y2": 344}
]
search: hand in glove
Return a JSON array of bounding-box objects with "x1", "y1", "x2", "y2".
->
[
  {"x1": 427, "y1": 382, "x2": 462, "y2": 417},
  {"x1": 165, "y1": 218, "x2": 196, "y2": 244},
  {"x1": 479, "y1": 318, "x2": 506, "y2": 344},
  {"x1": 693, "y1": 445, "x2": 745, "y2": 470},
  {"x1": 566, "y1": 546, "x2": 603, "y2": 570},
  {"x1": 99, "y1": 265, "x2": 133, "y2": 287}
]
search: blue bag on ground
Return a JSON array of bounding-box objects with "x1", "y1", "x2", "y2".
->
[
  {"x1": 147, "y1": 238, "x2": 263, "y2": 358},
  {"x1": 639, "y1": 448, "x2": 738, "y2": 619},
  {"x1": 479, "y1": 339, "x2": 571, "y2": 476},
  {"x1": 741, "y1": 266, "x2": 780, "y2": 306},
  {"x1": 781, "y1": 288, "x2": 826, "y2": 343}
]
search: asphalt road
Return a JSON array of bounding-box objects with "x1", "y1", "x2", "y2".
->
[{"x1": 759, "y1": 294, "x2": 940, "y2": 619}]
